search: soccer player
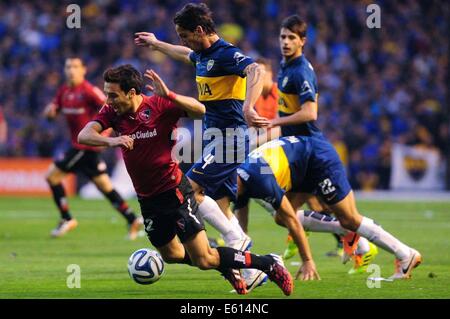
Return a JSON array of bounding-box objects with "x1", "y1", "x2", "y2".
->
[
  {"x1": 237, "y1": 136, "x2": 422, "y2": 280},
  {"x1": 134, "y1": 3, "x2": 269, "y2": 289},
  {"x1": 268, "y1": 15, "x2": 347, "y2": 260},
  {"x1": 43, "y1": 57, "x2": 141, "y2": 239},
  {"x1": 77, "y1": 64, "x2": 294, "y2": 296}
]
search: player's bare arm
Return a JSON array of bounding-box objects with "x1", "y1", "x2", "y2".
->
[
  {"x1": 276, "y1": 196, "x2": 321, "y2": 281},
  {"x1": 242, "y1": 62, "x2": 270, "y2": 128},
  {"x1": 134, "y1": 32, "x2": 192, "y2": 64},
  {"x1": 144, "y1": 69, "x2": 205, "y2": 119},
  {"x1": 78, "y1": 121, "x2": 134, "y2": 150},
  {"x1": 269, "y1": 100, "x2": 318, "y2": 128}
]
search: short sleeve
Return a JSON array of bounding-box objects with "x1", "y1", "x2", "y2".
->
[
  {"x1": 87, "y1": 85, "x2": 106, "y2": 110},
  {"x1": 52, "y1": 87, "x2": 63, "y2": 111},
  {"x1": 219, "y1": 46, "x2": 254, "y2": 77},
  {"x1": 93, "y1": 105, "x2": 115, "y2": 130},
  {"x1": 188, "y1": 51, "x2": 197, "y2": 66},
  {"x1": 157, "y1": 96, "x2": 186, "y2": 123},
  {"x1": 294, "y1": 69, "x2": 317, "y2": 104}
]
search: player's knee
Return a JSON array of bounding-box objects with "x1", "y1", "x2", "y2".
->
[
  {"x1": 338, "y1": 215, "x2": 359, "y2": 231},
  {"x1": 274, "y1": 213, "x2": 286, "y2": 227},
  {"x1": 159, "y1": 250, "x2": 183, "y2": 264},
  {"x1": 45, "y1": 171, "x2": 59, "y2": 185}
]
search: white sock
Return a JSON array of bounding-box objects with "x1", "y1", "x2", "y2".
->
[
  {"x1": 355, "y1": 237, "x2": 370, "y2": 255},
  {"x1": 230, "y1": 214, "x2": 247, "y2": 238},
  {"x1": 356, "y1": 217, "x2": 410, "y2": 260},
  {"x1": 198, "y1": 196, "x2": 241, "y2": 245},
  {"x1": 297, "y1": 210, "x2": 348, "y2": 236}
]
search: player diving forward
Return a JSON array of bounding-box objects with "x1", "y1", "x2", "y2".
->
[
  {"x1": 77, "y1": 64, "x2": 293, "y2": 295},
  {"x1": 134, "y1": 3, "x2": 274, "y2": 289},
  {"x1": 237, "y1": 136, "x2": 422, "y2": 280}
]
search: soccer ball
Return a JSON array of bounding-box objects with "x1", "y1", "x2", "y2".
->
[{"x1": 127, "y1": 248, "x2": 165, "y2": 285}]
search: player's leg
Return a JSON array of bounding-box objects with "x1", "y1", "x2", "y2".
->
[
  {"x1": 186, "y1": 174, "x2": 243, "y2": 248},
  {"x1": 91, "y1": 173, "x2": 141, "y2": 239},
  {"x1": 182, "y1": 229, "x2": 293, "y2": 296},
  {"x1": 46, "y1": 149, "x2": 81, "y2": 237},
  {"x1": 329, "y1": 191, "x2": 421, "y2": 279}
]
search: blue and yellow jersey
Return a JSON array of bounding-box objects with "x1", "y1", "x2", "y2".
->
[
  {"x1": 277, "y1": 55, "x2": 322, "y2": 137},
  {"x1": 189, "y1": 39, "x2": 254, "y2": 130},
  {"x1": 247, "y1": 136, "x2": 312, "y2": 192}
]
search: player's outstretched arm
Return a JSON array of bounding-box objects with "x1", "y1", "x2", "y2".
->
[
  {"x1": 276, "y1": 196, "x2": 321, "y2": 281},
  {"x1": 144, "y1": 69, "x2": 205, "y2": 119},
  {"x1": 134, "y1": 32, "x2": 192, "y2": 64},
  {"x1": 242, "y1": 63, "x2": 270, "y2": 128},
  {"x1": 78, "y1": 121, "x2": 134, "y2": 150}
]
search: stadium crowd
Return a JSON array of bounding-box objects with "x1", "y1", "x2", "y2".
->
[{"x1": 0, "y1": 0, "x2": 447, "y2": 190}]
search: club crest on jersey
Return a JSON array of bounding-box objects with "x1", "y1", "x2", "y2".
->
[
  {"x1": 282, "y1": 76, "x2": 289, "y2": 88},
  {"x1": 206, "y1": 59, "x2": 215, "y2": 71},
  {"x1": 138, "y1": 109, "x2": 151, "y2": 123}
]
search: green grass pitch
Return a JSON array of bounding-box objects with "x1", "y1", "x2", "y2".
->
[{"x1": 0, "y1": 197, "x2": 449, "y2": 299}]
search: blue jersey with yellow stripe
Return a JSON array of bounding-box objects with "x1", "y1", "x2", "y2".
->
[
  {"x1": 277, "y1": 55, "x2": 322, "y2": 137},
  {"x1": 246, "y1": 136, "x2": 312, "y2": 193},
  {"x1": 189, "y1": 39, "x2": 254, "y2": 130}
]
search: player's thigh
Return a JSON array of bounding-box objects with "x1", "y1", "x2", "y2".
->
[
  {"x1": 329, "y1": 191, "x2": 362, "y2": 231},
  {"x1": 91, "y1": 173, "x2": 113, "y2": 193},
  {"x1": 183, "y1": 230, "x2": 220, "y2": 269},
  {"x1": 305, "y1": 194, "x2": 329, "y2": 212},
  {"x1": 286, "y1": 192, "x2": 307, "y2": 211},
  {"x1": 45, "y1": 163, "x2": 67, "y2": 185}
]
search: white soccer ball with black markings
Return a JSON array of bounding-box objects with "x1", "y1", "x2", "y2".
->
[{"x1": 127, "y1": 248, "x2": 165, "y2": 285}]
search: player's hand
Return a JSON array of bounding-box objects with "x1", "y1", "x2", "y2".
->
[
  {"x1": 244, "y1": 107, "x2": 270, "y2": 128},
  {"x1": 295, "y1": 260, "x2": 321, "y2": 281},
  {"x1": 108, "y1": 136, "x2": 134, "y2": 150},
  {"x1": 134, "y1": 32, "x2": 159, "y2": 49},
  {"x1": 144, "y1": 69, "x2": 170, "y2": 98},
  {"x1": 43, "y1": 103, "x2": 57, "y2": 120},
  {"x1": 267, "y1": 118, "x2": 281, "y2": 129}
]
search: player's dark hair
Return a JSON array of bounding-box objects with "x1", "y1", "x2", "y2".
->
[
  {"x1": 281, "y1": 15, "x2": 307, "y2": 38},
  {"x1": 173, "y1": 3, "x2": 216, "y2": 34},
  {"x1": 103, "y1": 64, "x2": 143, "y2": 94},
  {"x1": 255, "y1": 57, "x2": 273, "y2": 71},
  {"x1": 65, "y1": 56, "x2": 84, "y2": 65}
]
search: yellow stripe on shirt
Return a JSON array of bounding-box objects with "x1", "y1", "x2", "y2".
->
[
  {"x1": 261, "y1": 146, "x2": 292, "y2": 191},
  {"x1": 196, "y1": 75, "x2": 246, "y2": 102}
]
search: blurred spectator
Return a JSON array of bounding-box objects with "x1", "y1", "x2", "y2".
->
[{"x1": 0, "y1": 0, "x2": 447, "y2": 189}]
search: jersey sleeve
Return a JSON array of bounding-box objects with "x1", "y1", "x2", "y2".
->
[
  {"x1": 52, "y1": 87, "x2": 63, "y2": 111},
  {"x1": 93, "y1": 105, "x2": 115, "y2": 130},
  {"x1": 294, "y1": 69, "x2": 318, "y2": 104},
  {"x1": 188, "y1": 51, "x2": 197, "y2": 66},
  {"x1": 157, "y1": 96, "x2": 186, "y2": 123},
  {"x1": 87, "y1": 85, "x2": 106, "y2": 111},
  {"x1": 219, "y1": 46, "x2": 254, "y2": 77}
]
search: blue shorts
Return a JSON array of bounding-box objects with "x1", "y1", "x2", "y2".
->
[
  {"x1": 237, "y1": 159, "x2": 286, "y2": 210},
  {"x1": 187, "y1": 127, "x2": 249, "y2": 201},
  {"x1": 298, "y1": 137, "x2": 351, "y2": 205}
]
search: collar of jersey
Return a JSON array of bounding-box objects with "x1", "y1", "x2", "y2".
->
[
  {"x1": 281, "y1": 54, "x2": 304, "y2": 69},
  {"x1": 198, "y1": 38, "x2": 225, "y2": 56}
]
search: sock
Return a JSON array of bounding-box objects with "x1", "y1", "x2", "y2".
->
[
  {"x1": 216, "y1": 247, "x2": 273, "y2": 273},
  {"x1": 333, "y1": 233, "x2": 343, "y2": 248},
  {"x1": 355, "y1": 236, "x2": 370, "y2": 255},
  {"x1": 198, "y1": 196, "x2": 241, "y2": 245},
  {"x1": 230, "y1": 214, "x2": 247, "y2": 238},
  {"x1": 179, "y1": 252, "x2": 193, "y2": 266},
  {"x1": 104, "y1": 190, "x2": 136, "y2": 224},
  {"x1": 297, "y1": 210, "x2": 348, "y2": 236},
  {"x1": 356, "y1": 217, "x2": 410, "y2": 260},
  {"x1": 50, "y1": 184, "x2": 71, "y2": 220}
]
